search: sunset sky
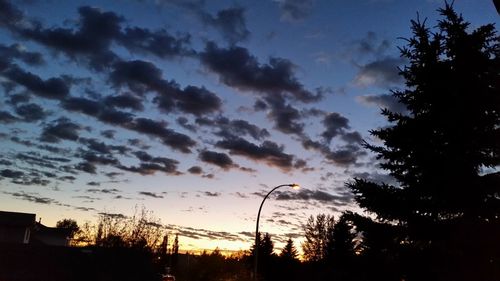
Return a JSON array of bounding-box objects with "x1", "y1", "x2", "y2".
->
[{"x1": 0, "y1": 0, "x2": 497, "y2": 253}]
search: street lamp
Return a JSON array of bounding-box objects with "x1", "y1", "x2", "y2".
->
[{"x1": 254, "y1": 183, "x2": 300, "y2": 281}]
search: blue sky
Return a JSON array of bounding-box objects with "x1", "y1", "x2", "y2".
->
[{"x1": 0, "y1": 0, "x2": 497, "y2": 253}]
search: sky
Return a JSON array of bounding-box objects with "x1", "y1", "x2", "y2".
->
[{"x1": 0, "y1": 0, "x2": 498, "y2": 254}]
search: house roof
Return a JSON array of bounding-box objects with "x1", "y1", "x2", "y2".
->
[
  {"x1": 0, "y1": 211, "x2": 36, "y2": 227},
  {"x1": 35, "y1": 222, "x2": 72, "y2": 237}
]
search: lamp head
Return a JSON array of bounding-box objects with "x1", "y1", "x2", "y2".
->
[{"x1": 290, "y1": 183, "x2": 300, "y2": 190}]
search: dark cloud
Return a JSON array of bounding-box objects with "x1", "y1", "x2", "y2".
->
[
  {"x1": 0, "y1": 111, "x2": 19, "y2": 123},
  {"x1": 0, "y1": 0, "x2": 24, "y2": 29},
  {"x1": 354, "y1": 57, "x2": 406, "y2": 88},
  {"x1": 86, "y1": 181, "x2": 100, "y2": 186},
  {"x1": 234, "y1": 192, "x2": 248, "y2": 198},
  {"x1": 7, "y1": 93, "x2": 30, "y2": 105},
  {"x1": 321, "y1": 112, "x2": 350, "y2": 143},
  {"x1": 199, "y1": 150, "x2": 235, "y2": 169},
  {"x1": 197, "y1": 116, "x2": 269, "y2": 141},
  {"x1": 118, "y1": 155, "x2": 180, "y2": 175},
  {"x1": 266, "y1": 101, "x2": 304, "y2": 135},
  {"x1": 158, "y1": 1, "x2": 249, "y2": 44},
  {"x1": 104, "y1": 94, "x2": 144, "y2": 111},
  {"x1": 40, "y1": 117, "x2": 81, "y2": 143},
  {"x1": 118, "y1": 27, "x2": 193, "y2": 58},
  {"x1": 62, "y1": 97, "x2": 102, "y2": 116},
  {"x1": 301, "y1": 135, "x2": 365, "y2": 166},
  {"x1": 132, "y1": 151, "x2": 180, "y2": 172},
  {"x1": 341, "y1": 131, "x2": 364, "y2": 145},
  {"x1": 177, "y1": 117, "x2": 197, "y2": 132},
  {"x1": 98, "y1": 108, "x2": 135, "y2": 125},
  {"x1": 127, "y1": 138, "x2": 150, "y2": 150},
  {"x1": 275, "y1": 188, "x2": 353, "y2": 206},
  {"x1": 216, "y1": 137, "x2": 294, "y2": 170},
  {"x1": 111, "y1": 60, "x2": 221, "y2": 116},
  {"x1": 62, "y1": 96, "x2": 194, "y2": 152},
  {"x1": 357, "y1": 94, "x2": 407, "y2": 114},
  {"x1": 5, "y1": 191, "x2": 55, "y2": 204},
  {"x1": 166, "y1": 224, "x2": 243, "y2": 242},
  {"x1": 200, "y1": 7, "x2": 249, "y2": 44},
  {"x1": 0, "y1": 43, "x2": 44, "y2": 66},
  {"x1": 98, "y1": 212, "x2": 127, "y2": 219},
  {"x1": 2, "y1": 64, "x2": 70, "y2": 99},
  {"x1": 253, "y1": 99, "x2": 268, "y2": 111},
  {"x1": 109, "y1": 60, "x2": 164, "y2": 93},
  {"x1": 128, "y1": 118, "x2": 196, "y2": 153},
  {"x1": 276, "y1": 0, "x2": 315, "y2": 22},
  {"x1": 14, "y1": 152, "x2": 59, "y2": 170},
  {"x1": 171, "y1": 86, "x2": 221, "y2": 116},
  {"x1": 59, "y1": 175, "x2": 76, "y2": 182},
  {"x1": 10, "y1": 3, "x2": 192, "y2": 70},
  {"x1": 0, "y1": 159, "x2": 13, "y2": 165},
  {"x1": 15, "y1": 103, "x2": 48, "y2": 121},
  {"x1": 0, "y1": 169, "x2": 24, "y2": 178},
  {"x1": 138, "y1": 191, "x2": 164, "y2": 198},
  {"x1": 75, "y1": 161, "x2": 97, "y2": 174},
  {"x1": 239, "y1": 166, "x2": 256, "y2": 173},
  {"x1": 80, "y1": 151, "x2": 120, "y2": 166},
  {"x1": 104, "y1": 172, "x2": 123, "y2": 179},
  {"x1": 199, "y1": 43, "x2": 322, "y2": 136},
  {"x1": 19, "y1": 6, "x2": 122, "y2": 70},
  {"x1": 203, "y1": 191, "x2": 220, "y2": 197},
  {"x1": 200, "y1": 42, "x2": 321, "y2": 103},
  {"x1": 325, "y1": 144, "x2": 366, "y2": 166},
  {"x1": 87, "y1": 188, "x2": 121, "y2": 194},
  {"x1": 352, "y1": 31, "x2": 391, "y2": 57},
  {"x1": 100, "y1": 129, "x2": 116, "y2": 139},
  {"x1": 79, "y1": 138, "x2": 128, "y2": 155},
  {"x1": 188, "y1": 166, "x2": 203, "y2": 174}
]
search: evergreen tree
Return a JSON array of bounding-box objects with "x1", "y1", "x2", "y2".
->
[
  {"x1": 280, "y1": 238, "x2": 299, "y2": 261},
  {"x1": 171, "y1": 234, "x2": 179, "y2": 271},
  {"x1": 326, "y1": 215, "x2": 356, "y2": 264},
  {"x1": 251, "y1": 232, "x2": 276, "y2": 280},
  {"x1": 324, "y1": 214, "x2": 357, "y2": 281},
  {"x1": 348, "y1": 4, "x2": 499, "y2": 280}
]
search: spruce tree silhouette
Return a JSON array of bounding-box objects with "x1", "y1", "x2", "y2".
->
[
  {"x1": 280, "y1": 238, "x2": 299, "y2": 262},
  {"x1": 327, "y1": 215, "x2": 355, "y2": 265},
  {"x1": 347, "y1": 4, "x2": 499, "y2": 281},
  {"x1": 251, "y1": 232, "x2": 277, "y2": 281}
]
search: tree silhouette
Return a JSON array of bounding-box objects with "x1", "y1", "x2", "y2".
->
[
  {"x1": 250, "y1": 232, "x2": 277, "y2": 280},
  {"x1": 56, "y1": 218, "x2": 80, "y2": 240},
  {"x1": 348, "y1": 4, "x2": 499, "y2": 280},
  {"x1": 280, "y1": 238, "x2": 299, "y2": 262},
  {"x1": 301, "y1": 214, "x2": 334, "y2": 262},
  {"x1": 326, "y1": 214, "x2": 355, "y2": 265}
]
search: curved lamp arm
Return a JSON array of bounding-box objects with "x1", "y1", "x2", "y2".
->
[{"x1": 254, "y1": 183, "x2": 299, "y2": 280}]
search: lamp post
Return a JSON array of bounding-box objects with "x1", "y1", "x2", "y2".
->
[{"x1": 254, "y1": 183, "x2": 300, "y2": 281}]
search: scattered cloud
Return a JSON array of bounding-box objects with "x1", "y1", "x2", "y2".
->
[
  {"x1": 40, "y1": 117, "x2": 82, "y2": 143},
  {"x1": 274, "y1": 0, "x2": 315, "y2": 22},
  {"x1": 200, "y1": 42, "x2": 321, "y2": 103},
  {"x1": 199, "y1": 7, "x2": 250, "y2": 44},
  {"x1": 357, "y1": 94, "x2": 407, "y2": 114},
  {"x1": 138, "y1": 191, "x2": 164, "y2": 198},
  {"x1": 354, "y1": 57, "x2": 406, "y2": 88},
  {"x1": 203, "y1": 191, "x2": 221, "y2": 197},
  {"x1": 321, "y1": 112, "x2": 350, "y2": 143},
  {"x1": 199, "y1": 150, "x2": 235, "y2": 170},
  {"x1": 215, "y1": 137, "x2": 295, "y2": 171}
]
